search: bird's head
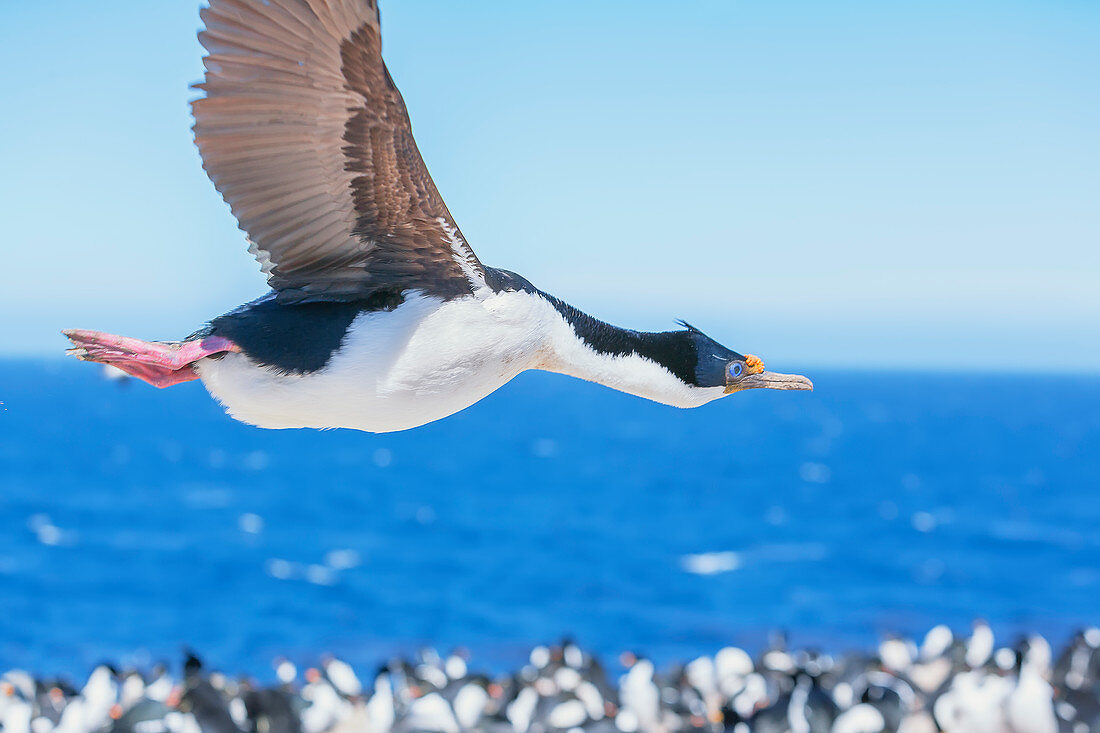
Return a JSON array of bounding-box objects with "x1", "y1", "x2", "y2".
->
[{"x1": 677, "y1": 321, "x2": 813, "y2": 396}]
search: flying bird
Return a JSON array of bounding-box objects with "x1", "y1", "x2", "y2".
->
[{"x1": 65, "y1": 0, "x2": 811, "y2": 433}]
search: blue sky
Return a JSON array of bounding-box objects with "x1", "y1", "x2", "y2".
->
[{"x1": 2, "y1": 1, "x2": 1097, "y2": 370}]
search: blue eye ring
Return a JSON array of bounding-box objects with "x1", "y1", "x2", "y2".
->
[{"x1": 728, "y1": 362, "x2": 744, "y2": 378}]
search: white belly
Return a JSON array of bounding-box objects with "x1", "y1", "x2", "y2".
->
[{"x1": 194, "y1": 292, "x2": 551, "y2": 433}]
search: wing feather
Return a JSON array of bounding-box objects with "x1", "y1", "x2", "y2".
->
[{"x1": 193, "y1": 0, "x2": 485, "y2": 302}]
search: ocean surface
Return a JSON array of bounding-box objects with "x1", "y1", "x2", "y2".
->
[{"x1": 0, "y1": 360, "x2": 1097, "y2": 678}]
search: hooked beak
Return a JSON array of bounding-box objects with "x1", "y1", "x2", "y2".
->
[{"x1": 725, "y1": 371, "x2": 814, "y2": 394}]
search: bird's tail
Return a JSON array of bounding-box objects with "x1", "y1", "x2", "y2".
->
[{"x1": 63, "y1": 329, "x2": 239, "y2": 388}]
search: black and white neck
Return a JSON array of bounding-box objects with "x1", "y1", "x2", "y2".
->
[{"x1": 529, "y1": 292, "x2": 735, "y2": 409}]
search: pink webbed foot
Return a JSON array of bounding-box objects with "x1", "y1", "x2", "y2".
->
[{"x1": 63, "y1": 329, "x2": 240, "y2": 388}]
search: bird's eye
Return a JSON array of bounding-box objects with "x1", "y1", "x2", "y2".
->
[{"x1": 728, "y1": 362, "x2": 744, "y2": 378}]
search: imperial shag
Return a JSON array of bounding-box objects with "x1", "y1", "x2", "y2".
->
[{"x1": 65, "y1": 0, "x2": 812, "y2": 433}]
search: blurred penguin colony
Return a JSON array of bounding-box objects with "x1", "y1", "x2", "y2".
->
[{"x1": 2, "y1": 623, "x2": 1098, "y2": 733}]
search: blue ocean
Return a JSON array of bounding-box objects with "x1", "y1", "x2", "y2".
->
[{"x1": 1, "y1": 361, "x2": 1097, "y2": 678}]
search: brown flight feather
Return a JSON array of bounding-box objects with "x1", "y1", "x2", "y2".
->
[{"x1": 192, "y1": 0, "x2": 483, "y2": 303}]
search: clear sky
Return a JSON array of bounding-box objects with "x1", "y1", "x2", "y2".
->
[{"x1": 2, "y1": 1, "x2": 1097, "y2": 370}]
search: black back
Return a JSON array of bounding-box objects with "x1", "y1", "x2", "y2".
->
[
  {"x1": 243, "y1": 688, "x2": 301, "y2": 733},
  {"x1": 200, "y1": 290, "x2": 403, "y2": 374},
  {"x1": 180, "y1": 681, "x2": 242, "y2": 733}
]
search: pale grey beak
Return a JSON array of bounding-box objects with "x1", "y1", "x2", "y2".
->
[{"x1": 727, "y1": 371, "x2": 814, "y2": 393}]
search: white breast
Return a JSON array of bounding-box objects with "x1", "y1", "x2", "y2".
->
[{"x1": 194, "y1": 291, "x2": 554, "y2": 433}]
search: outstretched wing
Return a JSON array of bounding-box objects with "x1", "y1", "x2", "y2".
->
[{"x1": 193, "y1": 0, "x2": 485, "y2": 303}]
